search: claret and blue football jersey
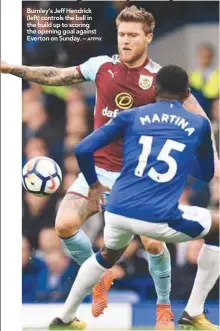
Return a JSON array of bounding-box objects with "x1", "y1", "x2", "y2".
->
[
  {"x1": 75, "y1": 100, "x2": 214, "y2": 222},
  {"x1": 77, "y1": 55, "x2": 161, "y2": 171}
]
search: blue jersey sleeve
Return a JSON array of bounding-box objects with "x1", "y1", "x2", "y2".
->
[
  {"x1": 189, "y1": 118, "x2": 214, "y2": 182},
  {"x1": 74, "y1": 112, "x2": 132, "y2": 185},
  {"x1": 79, "y1": 56, "x2": 112, "y2": 81}
]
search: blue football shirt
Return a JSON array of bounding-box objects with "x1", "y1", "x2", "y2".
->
[{"x1": 75, "y1": 100, "x2": 214, "y2": 222}]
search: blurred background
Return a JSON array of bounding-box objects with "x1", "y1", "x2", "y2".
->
[{"x1": 22, "y1": 0, "x2": 219, "y2": 328}]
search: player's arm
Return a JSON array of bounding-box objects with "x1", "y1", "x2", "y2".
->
[
  {"x1": 75, "y1": 114, "x2": 127, "y2": 186},
  {"x1": 0, "y1": 60, "x2": 85, "y2": 86},
  {"x1": 184, "y1": 93, "x2": 219, "y2": 177},
  {"x1": 190, "y1": 118, "x2": 214, "y2": 182},
  {"x1": 184, "y1": 94, "x2": 216, "y2": 149},
  {"x1": 75, "y1": 114, "x2": 128, "y2": 211}
]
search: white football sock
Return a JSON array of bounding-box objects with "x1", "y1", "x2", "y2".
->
[
  {"x1": 58, "y1": 254, "x2": 106, "y2": 323},
  {"x1": 185, "y1": 244, "x2": 220, "y2": 317}
]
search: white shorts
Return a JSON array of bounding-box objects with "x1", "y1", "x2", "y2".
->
[
  {"x1": 67, "y1": 166, "x2": 120, "y2": 198},
  {"x1": 104, "y1": 205, "x2": 212, "y2": 249}
]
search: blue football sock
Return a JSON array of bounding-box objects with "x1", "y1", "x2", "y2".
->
[
  {"x1": 95, "y1": 250, "x2": 114, "y2": 269},
  {"x1": 61, "y1": 229, "x2": 94, "y2": 265},
  {"x1": 146, "y1": 244, "x2": 171, "y2": 304}
]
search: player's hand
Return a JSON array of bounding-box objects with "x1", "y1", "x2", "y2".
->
[
  {"x1": 0, "y1": 60, "x2": 12, "y2": 73},
  {"x1": 88, "y1": 180, "x2": 111, "y2": 212},
  {"x1": 214, "y1": 154, "x2": 220, "y2": 178}
]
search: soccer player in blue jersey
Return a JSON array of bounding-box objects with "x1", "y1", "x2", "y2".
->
[{"x1": 53, "y1": 65, "x2": 219, "y2": 330}]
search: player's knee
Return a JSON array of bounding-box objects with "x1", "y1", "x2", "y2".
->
[
  {"x1": 142, "y1": 238, "x2": 164, "y2": 254},
  {"x1": 55, "y1": 214, "x2": 81, "y2": 238}
]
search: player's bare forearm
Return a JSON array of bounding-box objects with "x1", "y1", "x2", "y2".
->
[
  {"x1": 1, "y1": 62, "x2": 85, "y2": 86},
  {"x1": 184, "y1": 94, "x2": 218, "y2": 155}
]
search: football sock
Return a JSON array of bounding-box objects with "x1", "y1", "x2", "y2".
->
[
  {"x1": 59, "y1": 254, "x2": 106, "y2": 323},
  {"x1": 185, "y1": 243, "x2": 220, "y2": 317},
  {"x1": 61, "y1": 229, "x2": 94, "y2": 265},
  {"x1": 95, "y1": 249, "x2": 115, "y2": 268},
  {"x1": 146, "y1": 244, "x2": 171, "y2": 304}
]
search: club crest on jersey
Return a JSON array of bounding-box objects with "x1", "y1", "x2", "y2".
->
[{"x1": 139, "y1": 75, "x2": 153, "y2": 90}]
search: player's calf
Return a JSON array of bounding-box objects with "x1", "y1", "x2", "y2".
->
[{"x1": 140, "y1": 237, "x2": 174, "y2": 329}]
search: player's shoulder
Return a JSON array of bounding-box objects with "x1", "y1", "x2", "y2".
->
[
  {"x1": 181, "y1": 103, "x2": 206, "y2": 123},
  {"x1": 117, "y1": 107, "x2": 138, "y2": 123},
  {"x1": 198, "y1": 115, "x2": 211, "y2": 133},
  {"x1": 83, "y1": 55, "x2": 114, "y2": 67},
  {"x1": 181, "y1": 104, "x2": 211, "y2": 132},
  {"x1": 144, "y1": 58, "x2": 162, "y2": 74},
  {"x1": 93, "y1": 54, "x2": 121, "y2": 68},
  {"x1": 88, "y1": 54, "x2": 119, "y2": 65},
  {"x1": 80, "y1": 55, "x2": 115, "y2": 81}
]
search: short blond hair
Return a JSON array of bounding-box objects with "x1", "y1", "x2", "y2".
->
[{"x1": 116, "y1": 5, "x2": 155, "y2": 34}]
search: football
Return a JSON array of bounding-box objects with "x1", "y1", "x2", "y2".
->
[{"x1": 22, "y1": 157, "x2": 62, "y2": 196}]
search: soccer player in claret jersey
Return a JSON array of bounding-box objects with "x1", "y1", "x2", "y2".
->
[
  {"x1": 1, "y1": 5, "x2": 219, "y2": 330},
  {"x1": 71, "y1": 65, "x2": 219, "y2": 330}
]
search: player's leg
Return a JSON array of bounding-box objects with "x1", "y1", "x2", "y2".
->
[
  {"x1": 90, "y1": 168, "x2": 121, "y2": 316},
  {"x1": 55, "y1": 192, "x2": 97, "y2": 265},
  {"x1": 92, "y1": 216, "x2": 134, "y2": 317},
  {"x1": 51, "y1": 193, "x2": 101, "y2": 330},
  {"x1": 178, "y1": 210, "x2": 219, "y2": 330},
  {"x1": 50, "y1": 174, "x2": 113, "y2": 329},
  {"x1": 50, "y1": 212, "x2": 133, "y2": 328},
  {"x1": 55, "y1": 171, "x2": 100, "y2": 265},
  {"x1": 55, "y1": 169, "x2": 115, "y2": 263},
  {"x1": 140, "y1": 236, "x2": 174, "y2": 330},
  {"x1": 49, "y1": 246, "x2": 127, "y2": 329},
  {"x1": 116, "y1": 206, "x2": 219, "y2": 330},
  {"x1": 55, "y1": 168, "x2": 118, "y2": 264}
]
